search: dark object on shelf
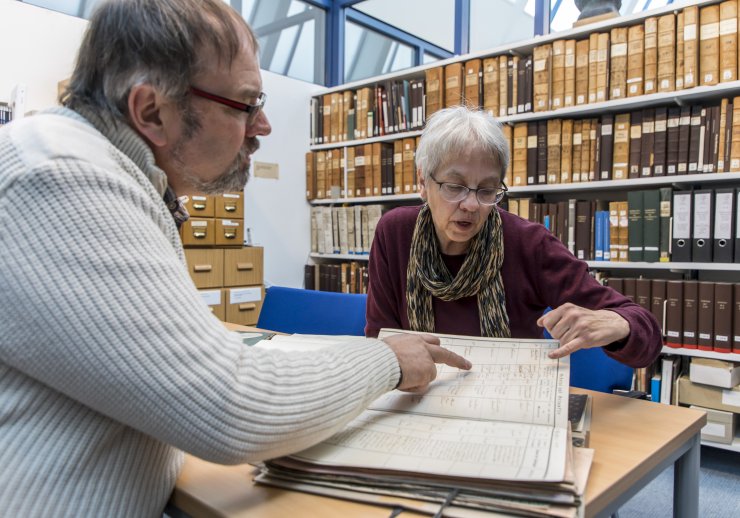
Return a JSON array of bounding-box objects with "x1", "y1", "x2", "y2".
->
[{"x1": 575, "y1": 0, "x2": 621, "y2": 21}]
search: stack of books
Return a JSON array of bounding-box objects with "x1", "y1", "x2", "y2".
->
[{"x1": 252, "y1": 330, "x2": 594, "y2": 517}]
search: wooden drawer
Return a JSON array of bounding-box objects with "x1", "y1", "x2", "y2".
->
[
  {"x1": 184, "y1": 194, "x2": 214, "y2": 218},
  {"x1": 181, "y1": 217, "x2": 215, "y2": 246},
  {"x1": 215, "y1": 192, "x2": 244, "y2": 218},
  {"x1": 215, "y1": 218, "x2": 244, "y2": 246},
  {"x1": 184, "y1": 249, "x2": 224, "y2": 288},
  {"x1": 198, "y1": 288, "x2": 225, "y2": 320},
  {"x1": 225, "y1": 286, "x2": 264, "y2": 326},
  {"x1": 223, "y1": 247, "x2": 263, "y2": 287}
]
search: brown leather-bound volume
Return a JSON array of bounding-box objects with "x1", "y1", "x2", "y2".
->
[
  {"x1": 609, "y1": 202, "x2": 620, "y2": 260},
  {"x1": 572, "y1": 120, "x2": 583, "y2": 182},
  {"x1": 580, "y1": 119, "x2": 592, "y2": 182},
  {"x1": 610, "y1": 27, "x2": 628, "y2": 99},
  {"x1": 314, "y1": 150, "x2": 326, "y2": 200},
  {"x1": 363, "y1": 143, "x2": 374, "y2": 196},
  {"x1": 657, "y1": 14, "x2": 676, "y2": 92},
  {"x1": 688, "y1": 105, "x2": 703, "y2": 173},
  {"x1": 564, "y1": 40, "x2": 576, "y2": 107},
  {"x1": 612, "y1": 113, "x2": 630, "y2": 180},
  {"x1": 464, "y1": 59, "x2": 482, "y2": 108},
  {"x1": 723, "y1": 101, "x2": 733, "y2": 172},
  {"x1": 682, "y1": 280, "x2": 699, "y2": 349},
  {"x1": 551, "y1": 40, "x2": 566, "y2": 109},
  {"x1": 547, "y1": 119, "x2": 562, "y2": 183},
  {"x1": 678, "y1": 106, "x2": 692, "y2": 173},
  {"x1": 499, "y1": 55, "x2": 509, "y2": 117},
  {"x1": 589, "y1": 120, "x2": 599, "y2": 181},
  {"x1": 700, "y1": 4, "x2": 721, "y2": 86},
  {"x1": 627, "y1": 24, "x2": 645, "y2": 97},
  {"x1": 683, "y1": 6, "x2": 700, "y2": 88},
  {"x1": 676, "y1": 11, "x2": 685, "y2": 90},
  {"x1": 599, "y1": 115, "x2": 614, "y2": 180},
  {"x1": 575, "y1": 39, "x2": 590, "y2": 105},
  {"x1": 482, "y1": 58, "x2": 499, "y2": 117},
  {"x1": 352, "y1": 146, "x2": 364, "y2": 197},
  {"x1": 533, "y1": 44, "x2": 552, "y2": 112},
  {"x1": 346, "y1": 146, "x2": 356, "y2": 199},
  {"x1": 381, "y1": 142, "x2": 393, "y2": 195},
  {"x1": 524, "y1": 55, "x2": 534, "y2": 112},
  {"x1": 628, "y1": 111, "x2": 642, "y2": 179},
  {"x1": 596, "y1": 32, "x2": 610, "y2": 103},
  {"x1": 623, "y1": 278, "x2": 636, "y2": 302},
  {"x1": 731, "y1": 97, "x2": 740, "y2": 171},
  {"x1": 666, "y1": 107, "x2": 681, "y2": 175},
  {"x1": 643, "y1": 17, "x2": 658, "y2": 94},
  {"x1": 305, "y1": 152, "x2": 315, "y2": 200},
  {"x1": 402, "y1": 138, "x2": 416, "y2": 193},
  {"x1": 371, "y1": 142, "x2": 382, "y2": 196},
  {"x1": 393, "y1": 140, "x2": 403, "y2": 195},
  {"x1": 664, "y1": 280, "x2": 684, "y2": 348},
  {"x1": 537, "y1": 120, "x2": 548, "y2": 184},
  {"x1": 734, "y1": 283, "x2": 740, "y2": 352},
  {"x1": 526, "y1": 122, "x2": 538, "y2": 185},
  {"x1": 714, "y1": 282, "x2": 734, "y2": 352},
  {"x1": 618, "y1": 201, "x2": 629, "y2": 261},
  {"x1": 653, "y1": 107, "x2": 668, "y2": 176},
  {"x1": 720, "y1": 1, "x2": 738, "y2": 82},
  {"x1": 575, "y1": 200, "x2": 592, "y2": 260},
  {"x1": 636, "y1": 278, "x2": 652, "y2": 311},
  {"x1": 588, "y1": 33, "x2": 599, "y2": 103},
  {"x1": 444, "y1": 62, "x2": 464, "y2": 107},
  {"x1": 641, "y1": 108, "x2": 655, "y2": 177},
  {"x1": 424, "y1": 68, "x2": 443, "y2": 119},
  {"x1": 651, "y1": 279, "x2": 667, "y2": 332},
  {"x1": 561, "y1": 119, "x2": 574, "y2": 183},
  {"x1": 718, "y1": 98, "x2": 730, "y2": 172},
  {"x1": 607, "y1": 277, "x2": 624, "y2": 294},
  {"x1": 697, "y1": 281, "x2": 715, "y2": 351},
  {"x1": 508, "y1": 56, "x2": 519, "y2": 115},
  {"x1": 513, "y1": 123, "x2": 529, "y2": 187}
]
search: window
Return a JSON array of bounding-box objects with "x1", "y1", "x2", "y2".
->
[
  {"x1": 19, "y1": 0, "x2": 101, "y2": 18},
  {"x1": 470, "y1": 0, "x2": 536, "y2": 52},
  {"x1": 344, "y1": 21, "x2": 414, "y2": 83}
]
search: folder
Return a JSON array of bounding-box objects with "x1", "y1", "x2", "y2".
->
[
  {"x1": 672, "y1": 191, "x2": 693, "y2": 262},
  {"x1": 635, "y1": 278, "x2": 652, "y2": 311},
  {"x1": 651, "y1": 279, "x2": 667, "y2": 334},
  {"x1": 643, "y1": 189, "x2": 660, "y2": 262},
  {"x1": 682, "y1": 280, "x2": 698, "y2": 350},
  {"x1": 734, "y1": 284, "x2": 740, "y2": 353},
  {"x1": 713, "y1": 188, "x2": 735, "y2": 262},
  {"x1": 627, "y1": 190, "x2": 644, "y2": 261},
  {"x1": 735, "y1": 187, "x2": 740, "y2": 262},
  {"x1": 713, "y1": 282, "x2": 733, "y2": 353},
  {"x1": 664, "y1": 280, "x2": 683, "y2": 348},
  {"x1": 692, "y1": 189, "x2": 714, "y2": 263},
  {"x1": 697, "y1": 281, "x2": 715, "y2": 351}
]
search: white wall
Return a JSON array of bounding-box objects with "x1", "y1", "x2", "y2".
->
[
  {"x1": 0, "y1": 0, "x2": 320, "y2": 290},
  {"x1": 0, "y1": 0, "x2": 87, "y2": 111}
]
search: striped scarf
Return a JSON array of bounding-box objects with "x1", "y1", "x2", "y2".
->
[{"x1": 406, "y1": 204, "x2": 511, "y2": 337}]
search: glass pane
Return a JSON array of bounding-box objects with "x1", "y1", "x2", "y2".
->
[
  {"x1": 20, "y1": 0, "x2": 101, "y2": 18},
  {"x1": 242, "y1": 0, "x2": 325, "y2": 85},
  {"x1": 423, "y1": 53, "x2": 441, "y2": 65},
  {"x1": 470, "y1": 0, "x2": 535, "y2": 52},
  {"x1": 344, "y1": 21, "x2": 414, "y2": 83},
  {"x1": 551, "y1": 0, "x2": 674, "y2": 32},
  {"x1": 353, "y1": 0, "x2": 454, "y2": 52}
]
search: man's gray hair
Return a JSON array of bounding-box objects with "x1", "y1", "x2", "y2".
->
[
  {"x1": 61, "y1": 0, "x2": 258, "y2": 120},
  {"x1": 415, "y1": 106, "x2": 510, "y2": 180}
]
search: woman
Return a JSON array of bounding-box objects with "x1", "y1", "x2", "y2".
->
[{"x1": 365, "y1": 106, "x2": 661, "y2": 367}]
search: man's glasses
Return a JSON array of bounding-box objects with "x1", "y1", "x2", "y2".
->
[
  {"x1": 429, "y1": 174, "x2": 508, "y2": 206},
  {"x1": 189, "y1": 86, "x2": 267, "y2": 125}
]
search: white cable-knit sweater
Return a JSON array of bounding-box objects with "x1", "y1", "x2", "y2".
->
[{"x1": 0, "y1": 108, "x2": 400, "y2": 517}]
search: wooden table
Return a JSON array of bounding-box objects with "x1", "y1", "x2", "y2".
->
[{"x1": 170, "y1": 388, "x2": 705, "y2": 518}]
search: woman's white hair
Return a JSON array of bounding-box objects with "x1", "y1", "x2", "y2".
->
[{"x1": 415, "y1": 106, "x2": 510, "y2": 180}]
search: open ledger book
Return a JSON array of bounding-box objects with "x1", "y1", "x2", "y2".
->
[{"x1": 251, "y1": 329, "x2": 593, "y2": 517}]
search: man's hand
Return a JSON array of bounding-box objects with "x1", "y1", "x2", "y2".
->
[
  {"x1": 382, "y1": 333, "x2": 472, "y2": 391},
  {"x1": 536, "y1": 303, "x2": 630, "y2": 359}
]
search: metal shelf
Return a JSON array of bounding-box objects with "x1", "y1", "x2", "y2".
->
[
  {"x1": 660, "y1": 346, "x2": 740, "y2": 362},
  {"x1": 586, "y1": 261, "x2": 740, "y2": 271},
  {"x1": 310, "y1": 193, "x2": 422, "y2": 205},
  {"x1": 310, "y1": 253, "x2": 369, "y2": 261}
]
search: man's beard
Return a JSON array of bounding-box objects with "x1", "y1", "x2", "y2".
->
[{"x1": 171, "y1": 105, "x2": 260, "y2": 194}]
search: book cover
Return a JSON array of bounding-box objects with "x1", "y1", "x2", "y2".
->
[
  {"x1": 672, "y1": 191, "x2": 693, "y2": 262},
  {"x1": 643, "y1": 189, "x2": 660, "y2": 262},
  {"x1": 692, "y1": 189, "x2": 715, "y2": 262},
  {"x1": 627, "y1": 190, "x2": 644, "y2": 262},
  {"x1": 664, "y1": 280, "x2": 684, "y2": 348},
  {"x1": 651, "y1": 279, "x2": 667, "y2": 332},
  {"x1": 713, "y1": 282, "x2": 733, "y2": 353},
  {"x1": 683, "y1": 280, "x2": 699, "y2": 349},
  {"x1": 713, "y1": 187, "x2": 735, "y2": 262},
  {"x1": 697, "y1": 281, "x2": 715, "y2": 351}
]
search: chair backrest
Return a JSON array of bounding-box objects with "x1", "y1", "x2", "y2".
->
[
  {"x1": 257, "y1": 286, "x2": 368, "y2": 336},
  {"x1": 542, "y1": 308, "x2": 633, "y2": 393}
]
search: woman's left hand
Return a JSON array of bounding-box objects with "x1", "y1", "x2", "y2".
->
[{"x1": 536, "y1": 302, "x2": 630, "y2": 359}]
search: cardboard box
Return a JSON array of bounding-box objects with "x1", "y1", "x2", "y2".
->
[
  {"x1": 690, "y1": 405, "x2": 737, "y2": 444},
  {"x1": 690, "y1": 358, "x2": 740, "y2": 388},
  {"x1": 678, "y1": 375, "x2": 740, "y2": 413}
]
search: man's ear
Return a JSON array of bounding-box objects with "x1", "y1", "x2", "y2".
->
[
  {"x1": 417, "y1": 168, "x2": 428, "y2": 201},
  {"x1": 127, "y1": 84, "x2": 170, "y2": 148}
]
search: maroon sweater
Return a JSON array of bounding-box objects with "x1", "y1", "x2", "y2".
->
[{"x1": 365, "y1": 205, "x2": 662, "y2": 368}]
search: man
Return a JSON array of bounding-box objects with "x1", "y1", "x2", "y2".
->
[{"x1": 0, "y1": 1, "x2": 470, "y2": 516}]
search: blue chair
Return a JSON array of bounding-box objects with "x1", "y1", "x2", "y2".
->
[
  {"x1": 257, "y1": 286, "x2": 368, "y2": 336},
  {"x1": 542, "y1": 308, "x2": 633, "y2": 393}
]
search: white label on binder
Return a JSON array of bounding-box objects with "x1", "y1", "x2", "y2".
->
[
  {"x1": 673, "y1": 194, "x2": 691, "y2": 239},
  {"x1": 715, "y1": 192, "x2": 733, "y2": 239},
  {"x1": 693, "y1": 192, "x2": 711, "y2": 239}
]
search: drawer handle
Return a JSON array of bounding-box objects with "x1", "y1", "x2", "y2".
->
[
  {"x1": 238, "y1": 303, "x2": 256, "y2": 311},
  {"x1": 224, "y1": 230, "x2": 237, "y2": 239},
  {"x1": 193, "y1": 203, "x2": 206, "y2": 210},
  {"x1": 225, "y1": 204, "x2": 237, "y2": 212},
  {"x1": 193, "y1": 231, "x2": 207, "y2": 238},
  {"x1": 193, "y1": 264, "x2": 212, "y2": 272},
  {"x1": 236, "y1": 262, "x2": 254, "y2": 271}
]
